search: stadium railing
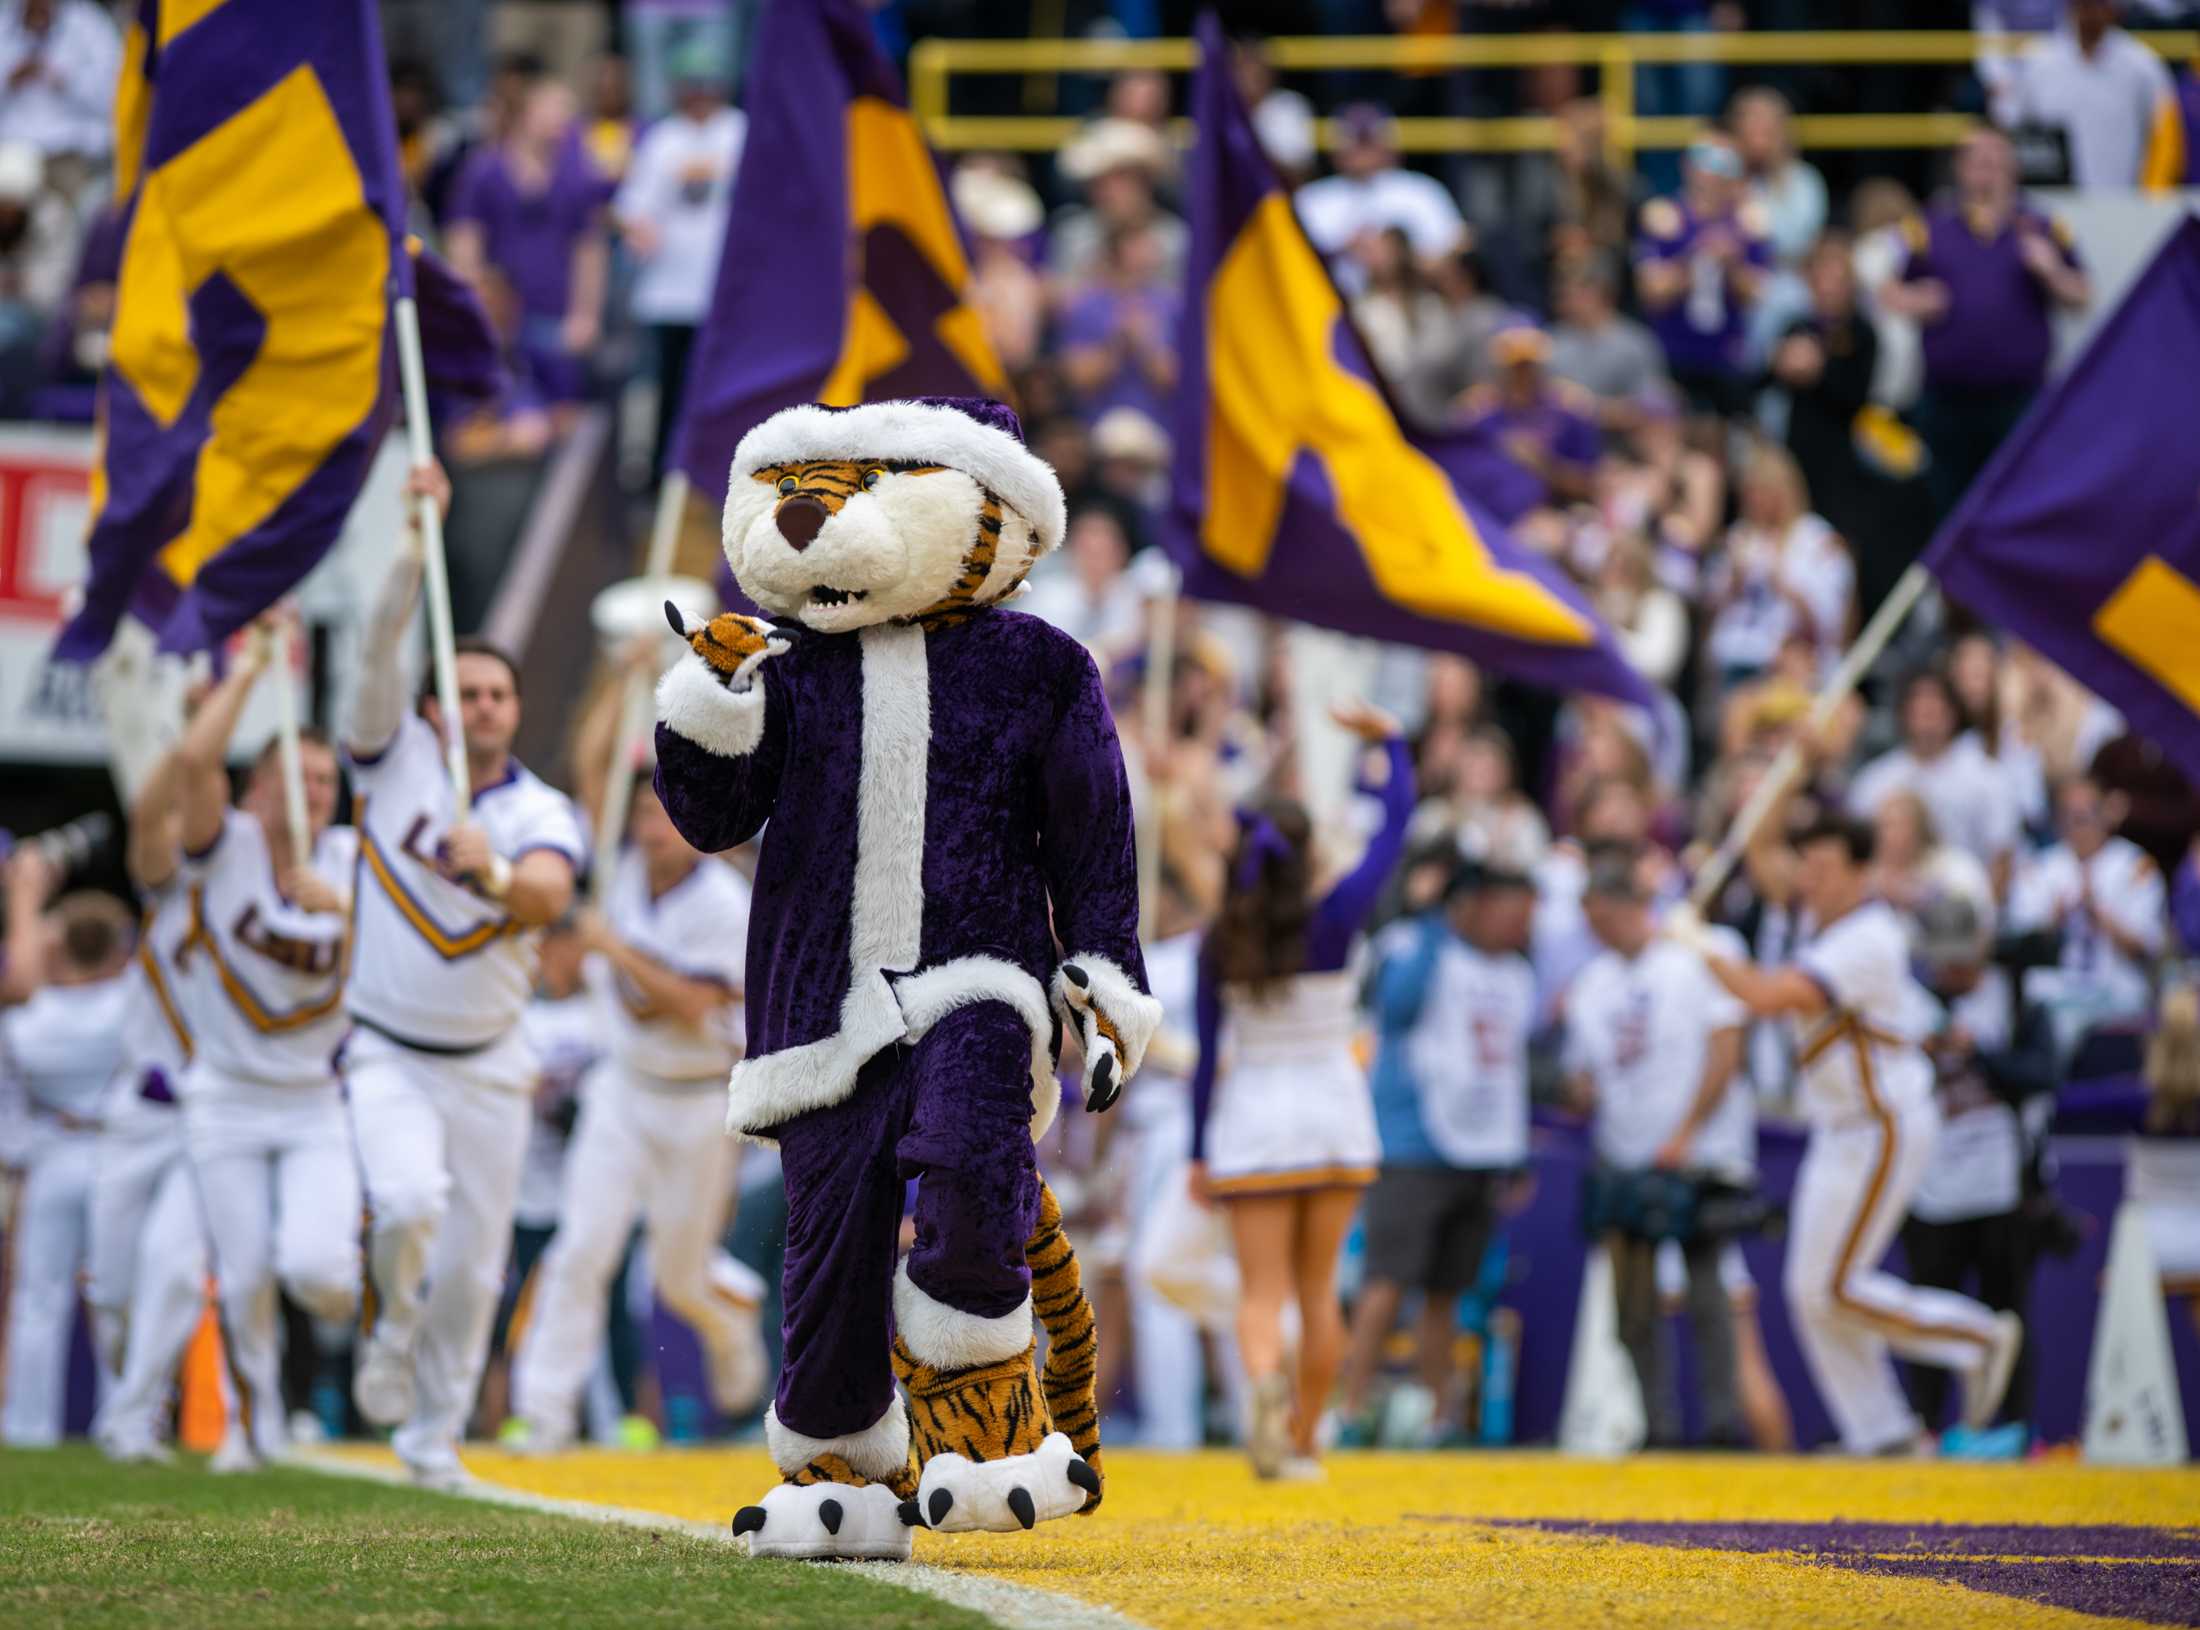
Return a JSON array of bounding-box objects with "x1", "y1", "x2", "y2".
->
[{"x1": 905, "y1": 30, "x2": 2200, "y2": 164}]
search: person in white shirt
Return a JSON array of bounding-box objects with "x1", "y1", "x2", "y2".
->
[
  {"x1": 169, "y1": 631, "x2": 362, "y2": 1470},
  {"x1": 1688, "y1": 810, "x2": 2021, "y2": 1455},
  {"x1": 1, "y1": 857, "x2": 131, "y2": 1448},
  {"x1": 84, "y1": 713, "x2": 232, "y2": 1464},
  {"x1": 1904, "y1": 892, "x2": 2058, "y2": 1441},
  {"x1": 0, "y1": 0, "x2": 121, "y2": 163},
  {"x1": 1849, "y1": 669, "x2": 2021, "y2": 896},
  {"x1": 1703, "y1": 444, "x2": 1855, "y2": 691},
  {"x1": 2003, "y1": 0, "x2": 2185, "y2": 190},
  {"x1": 611, "y1": 60, "x2": 744, "y2": 478},
  {"x1": 509, "y1": 780, "x2": 765, "y2": 1451},
  {"x1": 1294, "y1": 103, "x2": 1468, "y2": 287},
  {"x1": 2006, "y1": 770, "x2": 2166, "y2": 1057},
  {"x1": 1566, "y1": 852, "x2": 1751, "y2": 1448},
  {"x1": 343, "y1": 466, "x2": 584, "y2": 1487}
]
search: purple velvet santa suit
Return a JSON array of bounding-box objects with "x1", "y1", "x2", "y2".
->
[{"x1": 654, "y1": 604, "x2": 1147, "y2": 1443}]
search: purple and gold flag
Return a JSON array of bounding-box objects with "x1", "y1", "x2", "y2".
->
[
  {"x1": 669, "y1": 0, "x2": 1008, "y2": 506},
  {"x1": 58, "y1": 0, "x2": 491, "y2": 660},
  {"x1": 1163, "y1": 16, "x2": 1647, "y2": 707},
  {"x1": 1924, "y1": 216, "x2": 2200, "y2": 785}
]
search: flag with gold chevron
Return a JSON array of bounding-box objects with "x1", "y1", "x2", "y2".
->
[
  {"x1": 1163, "y1": 15, "x2": 1648, "y2": 706},
  {"x1": 57, "y1": 0, "x2": 486, "y2": 659},
  {"x1": 669, "y1": 0, "x2": 1009, "y2": 506},
  {"x1": 1923, "y1": 216, "x2": 2200, "y2": 786}
]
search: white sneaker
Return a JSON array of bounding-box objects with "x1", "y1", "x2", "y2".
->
[
  {"x1": 208, "y1": 1431, "x2": 261, "y2": 1475},
  {"x1": 353, "y1": 1331, "x2": 416, "y2": 1429},
  {"x1": 1248, "y1": 1373, "x2": 1291, "y2": 1480},
  {"x1": 288, "y1": 1409, "x2": 328, "y2": 1447},
  {"x1": 405, "y1": 1455, "x2": 473, "y2": 1494},
  {"x1": 1276, "y1": 1454, "x2": 1327, "y2": 1483},
  {"x1": 99, "y1": 1431, "x2": 174, "y2": 1466},
  {"x1": 1962, "y1": 1312, "x2": 2024, "y2": 1432},
  {"x1": 1377, "y1": 1383, "x2": 1438, "y2": 1450},
  {"x1": 500, "y1": 1416, "x2": 574, "y2": 1457}
]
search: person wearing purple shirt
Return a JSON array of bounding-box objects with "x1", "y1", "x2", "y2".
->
[
  {"x1": 1057, "y1": 219, "x2": 1180, "y2": 427},
  {"x1": 446, "y1": 80, "x2": 613, "y2": 413},
  {"x1": 1632, "y1": 135, "x2": 1771, "y2": 419},
  {"x1": 1885, "y1": 128, "x2": 2089, "y2": 521},
  {"x1": 1186, "y1": 704, "x2": 1413, "y2": 1478},
  {"x1": 2174, "y1": 840, "x2": 2200, "y2": 957},
  {"x1": 1457, "y1": 319, "x2": 1603, "y2": 508}
]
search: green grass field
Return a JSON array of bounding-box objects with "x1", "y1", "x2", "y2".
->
[{"x1": 0, "y1": 1447, "x2": 983, "y2": 1630}]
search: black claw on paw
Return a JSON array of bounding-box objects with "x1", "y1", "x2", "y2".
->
[
  {"x1": 664, "y1": 601, "x2": 688, "y2": 637},
  {"x1": 1066, "y1": 1458, "x2": 1101, "y2": 1495},
  {"x1": 1007, "y1": 1487, "x2": 1036, "y2": 1530},
  {"x1": 928, "y1": 1488, "x2": 954, "y2": 1527},
  {"x1": 1062, "y1": 963, "x2": 1089, "y2": 990},
  {"x1": 818, "y1": 1499, "x2": 843, "y2": 1536},
  {"x1": 731, "y1": 1506, "x2": 766, "y2": 1537},
  {"x1": 1087, "y1": 1053, "x2": 1118, "y2": 1113},
  {"x1": 898, "y1": 1499, "x2": 923, "y2": 1528}
]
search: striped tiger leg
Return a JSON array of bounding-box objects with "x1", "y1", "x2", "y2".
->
[
  {"x1": 1029, "y1": 1181, "x2": 1102, "y2": 1511},
  {"x1": 784, "y1": 1450, "x2": 918, "y2": 1502},
  {"x1": 891, "y1": 1339, "x2": 1052, "y2": 1470}
]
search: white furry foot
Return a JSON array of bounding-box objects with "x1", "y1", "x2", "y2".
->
[
  {"x1": 731, "y1": 1482, "x2": 912, "y2": 1562},
  {"x1": 913, "y1": 1432, "x2": 1097, "y2": 1534}
]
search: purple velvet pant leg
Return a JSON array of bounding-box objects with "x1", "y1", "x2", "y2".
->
[
  {"x1": 897, "y1": 1001, "x2": 1043, "y2": 1324},
  {"x1": 771, "y1": 1047, "x2": 909, "y2": 1441}
]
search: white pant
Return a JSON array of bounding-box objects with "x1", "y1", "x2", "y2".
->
[
  {"x1": 183, "y1": 1069, "x2": 362, "y2": 1457},
  {"x1": 1120, "y1": 1099, "x2": 1210, "y2": 1448},
  {"x1": 346, "y1": 1026, "x2": 532, "y2": 1471},
  {"x1": 512, "y1": 1068, "x2": 742, "y2": 1432},
  {"x1": 88, "y1": 1103, "x2": 215, "y2": 1448},
  {"x1": 1784, "y1": 1101, "x2": 2001, "y2": 1452},
  {"x1": 2, "y1": 1129, "x2": 97, "y2": 1447}
]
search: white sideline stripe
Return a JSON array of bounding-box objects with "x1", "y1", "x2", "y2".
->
[{"x1": 290, "y1": 1448, "x2": 1146, "y2": 1630}]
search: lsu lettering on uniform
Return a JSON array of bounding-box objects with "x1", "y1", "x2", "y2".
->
[
  {"x1": 86, "y1": 882, "x2": 222, "y2": 1458},
  {"x1": 1784, "y1": 900, "x2": 2004, "y2": 1453},
  {"x1": 175, "y1": 809, "x2": 362, "y2": 1460},
  {"x1": 0, "y1": 973, "x2": 129, "y2": 1447},
  {"x1": 512, "y1": 848, "x2": 765, "y2": 1441},
  {"x1": 343, "y1": 713, "x2": 585, "y2": 1478}
]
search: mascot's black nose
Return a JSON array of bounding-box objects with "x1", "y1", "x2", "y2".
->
[{"x1": 775, "y1": 496, "x2": 828, "y2": 551}]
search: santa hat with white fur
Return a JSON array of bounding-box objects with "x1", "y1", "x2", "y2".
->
[{"x1": 729, "y1": 396, "x2": 1067, "y2": 556}]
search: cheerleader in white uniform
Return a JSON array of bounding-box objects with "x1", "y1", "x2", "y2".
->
[
  {"x1": 86, "y1": 727, "x2": 230, "y2": 1462},
  {"x1": 1, "y1": 870, "x2": 133, "y2": 1448},
  {"x1": 172, "y1": 631, "x2": 362, "y2": 1468},
  {"x1": 1187, "y1": 702, "x2": 1413, "y2": 1477}
]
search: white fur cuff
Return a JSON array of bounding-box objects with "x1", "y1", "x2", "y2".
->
[
  {"x1": 764, "y1": 1397, "x2": 910, "y2": 1481},
  {"x1": 894, "y1": 1259, "x2": 1033, "y2": 1370},
  {"x1": 1056, "y1": 953, "x2": 1164, "y2": 1078},
  {"x1": 656, "y1": 658, "x2": 765, "y2": 759}
]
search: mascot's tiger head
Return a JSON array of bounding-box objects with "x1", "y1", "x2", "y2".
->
[{"x1": 722, "y1": 396, "x2": 1067, "y2": 634}]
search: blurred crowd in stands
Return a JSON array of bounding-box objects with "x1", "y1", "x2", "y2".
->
[{"x1": 4, "y1": 0, "x2": 2200, "y2": 1459}]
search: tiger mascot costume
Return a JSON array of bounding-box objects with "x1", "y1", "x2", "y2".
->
[{"x1": 653, "y1": 395, "x2": 1161, "y2": 1561}]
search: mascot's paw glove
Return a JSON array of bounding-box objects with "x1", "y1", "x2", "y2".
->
[
  {"x1": 665, "y1": 602, "x2": 789, "y2": 693},
  {"x1": 1052, "y1": 959, "x2": 1162, "y2": 1114}
]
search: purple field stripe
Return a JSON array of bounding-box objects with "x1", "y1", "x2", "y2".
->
[
  {"x1": 1486, "y1": 1520, "x2": 2200, "y2": 1559},
  {"x1": 1483, "y1": 1520, "x2": 2200, "y2": 1626}
]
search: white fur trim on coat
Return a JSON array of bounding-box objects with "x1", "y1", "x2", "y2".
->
[
  {"x1": 724, "y1": 969, "x2": 908, "y2": 1143},
  {"x1": 656, "y1": 657, "x2": 765, "y2": 759},
  {"x1": 849, "y1": 625, "x2": 928, "y2": 972},
  {"x1": 764, "y1": 1397, "x2": 910, "y2": 1482},
  {"x1": 894, "y1": 955, "x2": 1062, "y2": 1141},
  {"x1": 1055, "y1": 953, "x2": 1164, "y2": 1079},
  {"x1": 730, "y1": 400, "x2": 1066, "y2": 556},
  {"x1": 895, "y1": 1258, "x2": 1034, "y2": 1370}
]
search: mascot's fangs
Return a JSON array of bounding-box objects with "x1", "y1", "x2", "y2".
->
[{"x1": 653, "y1": 396, "x2": 1161, "y2": 1560}]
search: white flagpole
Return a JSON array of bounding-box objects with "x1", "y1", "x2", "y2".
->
[
  {"x1": 1688, "y1": 562, "x2": 1934, "y2": 911},
  {"x1": 271, "y1": 618, "x2": 311, "y2": 863},
  {"x1": 591, "y1": 470, "x2": 692, "y2": 902},
  {"x1": 1137, "y1": 559, "x2": 1180, "y2": 928},
  {"x1": 392, "y1": 294, "x2": 471, "y2": 810}
]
